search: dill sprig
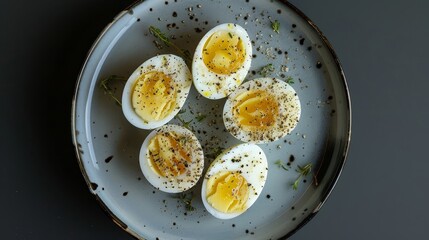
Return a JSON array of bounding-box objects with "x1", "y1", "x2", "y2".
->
[
  {"x1": 174, "y1": 109, "x2": 193, "y2": 130},
  {"x1": 99, "y1": 75, "x2": 126, "y2": 106},
  {"x1": 292, "y1": 163, "x2": 313, "y2": 190},
  {"x1": 259, "y1": 63, "x2": 275, "y2": 77},
  {"x1": 177, "y1": 108, "x2": 187, "y2": 115},
  {"x1": 149, "y1": 26, "x2": 192, "y2": 63},
  {"x1": 271, "y1": 20, "x2": 280, "y2": 34},
  {"x1": 196, "y1": 114, "x2": 207, "y2": 122},
  {"x1": 274, "y1": 160, "x2": 289, "y2": 171},
  {"x1": 173, "y1": 192, "x2": 195, "y2": 211}
]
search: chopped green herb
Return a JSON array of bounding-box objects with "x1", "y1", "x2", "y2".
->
[
  {"x1": 149, "y1": 26, "x2": 192, "y2": 63},
  {"x1": 228, "y1": 32, "x2": 233, "y2": 38},
  {"x1": 173, "y1": 192, "x2": 195, "y2": 211},
  {"x1": 196, "y1": 114, "x2": 207, "y2": 122},
  {"x1": 292, "y1": 163, "x2": 312, "y2": 190},
  {"x1": 149, "y1": 26, "x2": 170, "y2": 46},
  {"x1": 292, "y1": 179, "x2": 300, "y2": 190},
  {"x1": 271, "y1": 20, "x2": 280, "y2": 34},
  {"x1": 178, "y1": 108, "x2": 187, "y2": 115},
  {"x1": 297, "y1": 163, "x2": 312, "y2": 176},
  {"x1": 99, "y1": 75, "x2": 126, "y2": 106},
  {"x1": 175, "y1": 112, "x2": 193, "y2": 131},
  {"x1": 275, "y1": 160, "x2": 289, "y2": 171},
  {"x1": 259, "y1": 63, "x2": 275, "y2": 77},
  {"x1": 285, "y1": 76, "x2": 295, "y2": 84}
]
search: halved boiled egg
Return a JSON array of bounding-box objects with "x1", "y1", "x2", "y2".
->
[
  {"x1": 192, "y1": 23, "x2": 252, "y2": 99},
  {"x1": 223, "y1": 78, "x2": 301, "y2": 143},
  {"x1": 122, "y1": 54, "x2": 192, "y2": 129},
  {"x1": 201, "y1": 143, "x2": 268, "y2": 219},
  {"x1": 139, "y1": 124, "x2": 204, "y2": 193}
]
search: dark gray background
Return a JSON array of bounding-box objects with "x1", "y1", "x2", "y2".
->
[{"x1": 1, "y1": 0, "x2": 428, "y2": 239}]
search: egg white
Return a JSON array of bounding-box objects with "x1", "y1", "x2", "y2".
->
[
  {"x1": 139, "y1": 124, "x2": 204, "y2": 193},
  {"x1": 192, "y1": 23, "x2": 252, "y2": 100},
  {"x1": 122, "y1": 54, "x2": 192, "y2": 129},
  {"x1": 223, "y1": 77, "x2": 301, "y2": 144},
  {"x1": 201, "y1": 143, "x2": 268, "y2": 219}
]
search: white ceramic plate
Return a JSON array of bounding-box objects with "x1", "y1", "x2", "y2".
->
[{"x1": 72, "y1": 0, "x2": 351, "y2": 239}]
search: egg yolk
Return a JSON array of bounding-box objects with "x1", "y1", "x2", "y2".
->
[
  {"x1": 206, "y1": 171, "x2": 249, "y2": 213},
  {"x1": 147, "y1": 132, "x2": 191, "y2": 177},
  {"x1": 233, "y1": 90, "x2": 279, "y2": 129},
  {"x1": 132, "y1": 71, "x2": 177, "y2": 122},
  {"x1": 202, "y1": 30, "x2": 246, "y2": 75}
]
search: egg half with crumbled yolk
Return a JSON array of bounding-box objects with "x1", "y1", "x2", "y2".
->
[
  {"x1": 201, "y1": 143, "x2": 268, "y2": 219},
  {"x1": 223, "y1": 78, "x2": 301, "y2": 143},
  {"x1": 192, "y1": 23, "x2": 252, "y2": 99},
  {"x1": 139, "y1": 124, "x2": 204, "y2": 193},
  {"x1": 122, "y1": 54, "x2": 192, "y2": 129}
]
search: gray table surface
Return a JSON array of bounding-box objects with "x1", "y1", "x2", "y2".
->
[{"x1": 1, "y1": 0, "x2": 428, "y2": 239}]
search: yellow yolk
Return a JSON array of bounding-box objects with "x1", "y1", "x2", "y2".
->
[
  {"x1": 206, "y1": 171, "x2": 249, "y2": 213},
  {"x1": 202, "y1": 30, "x2": 246, "y2": 75},
  {"x1": 233, "y1": 90, "x2": 279, "y2": 130},
  {"x1": 147, "y1": 132, "x2": 191, "y2": 177},
  {"x1": 132, "y1": 71, "x2": 177, "y2": 122}
]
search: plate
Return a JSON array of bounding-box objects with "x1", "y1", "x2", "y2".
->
[{"x1": 72, "y1": 0, "x2": 351, "y2": 239}]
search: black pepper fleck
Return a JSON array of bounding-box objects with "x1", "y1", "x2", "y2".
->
[{"x1": 105, "y1": 155, "x2": 113, "y2": 163}]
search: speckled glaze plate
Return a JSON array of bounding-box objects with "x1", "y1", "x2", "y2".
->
[{"x1": 72, "y1": 0, "x2": 351, "y2": 239}]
